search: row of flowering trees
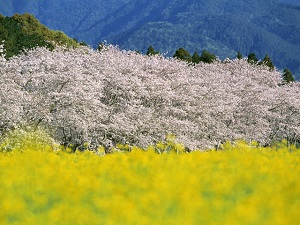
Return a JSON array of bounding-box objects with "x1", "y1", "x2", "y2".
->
[
  {"x1": 148, "y1": 45, "x2": 295, "y2": 82},
  {"x1": 0, "y1": 44, "x2": 299, "y2": 150}
]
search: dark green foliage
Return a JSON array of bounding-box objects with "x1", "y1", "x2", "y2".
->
[
  {"x1": 259, "y1": 54, "x2": 275, "y2": 70},
  {"x1": 173, "y1": 47, "x2": 192, "y2": 62},
  {"x1": 97, "y1": 42, "x2": 105, "y2": 52},
  {"x1": 247, "y1": 52, "x2": 258, "y2": 64},
  {"x1": 237, "y1": 51, "x2": 243, "y2": 60},
  {"x1": 0, "y1": 13, "x2": 79, "y2": 58},
  {"x1": 282, "y1": 68, "x2": 295, "y2": 83},
  {"x1": 192, "y1": 51, "x2": 201, "y2": 64},
  {"x1": 173, "y1": 48, "x2": 216, "y2": 64},
  {"x1": 79, "y1": 41, "x2": 88, "y2": 46},
  {"x1": 200, "y1": 50, "x2": 216, "y2": 64},
  {"x1": 146, "y1": 45, "x2": 159, "y2": 55},
  {"x1": 73, "y1": 38, "x2": 88, "y2": 46}
]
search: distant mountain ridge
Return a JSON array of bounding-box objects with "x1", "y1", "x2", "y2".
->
[
  {"x1": 279, "y1": 0, "x2": 300, "y2": 6},
  {"x1": 94, "y1": 0, "x2": 300, "y2": 77},
  {"x1": 0, "y1": 0, "x2": 299, "y2": 78},
  {"x1": 0, "y1": 0, "x2": 131, "y2": 36}
]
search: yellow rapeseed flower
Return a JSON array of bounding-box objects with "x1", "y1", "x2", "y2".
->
[{"x1": 0, "y1": 141, "x2": 300, "y2": 224}]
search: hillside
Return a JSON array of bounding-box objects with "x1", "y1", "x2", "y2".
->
[
  {"x1": 0, "y1": 13, "x2": 79, "y2": 58},
  {"x1": 91, "y1": 0, "x2": 300, "y2": 78}
]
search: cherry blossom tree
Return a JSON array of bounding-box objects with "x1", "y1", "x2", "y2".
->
[{"x1": 0, "y1": 45, "x2": 299, "y2": 150}]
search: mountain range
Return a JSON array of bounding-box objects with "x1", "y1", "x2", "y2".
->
[{"x1": 1, "y1": 0, "x2": 300, "y2": 78}]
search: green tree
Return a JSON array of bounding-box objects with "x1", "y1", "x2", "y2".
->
[
  {"x1": 282, "y1": 68, "x2": 295, "y2": 83},
  {"x1": 192, "y1": 51, "x2": 201, "y2": 64},
  {"x1": 73, "y1": 38, "x2": 88, "y2": 46},
  {"x1": 146, "y1": 45, "x2": 159, "y2": 56},
  {"x1": 97, "y1": 42, "x2": 105, "y2": 52},
  {"x1": 237, "y1": 51, "x2": 243, "y2": 60},
  {"x1": 0, "y1": 24, "x2": 8, "y2": 42},
  {"x1": 247, "y1": 52, "x2": 258, "y2": 64},
  {"x1": 173, "y1": 47, "x2": 192, "y2": 62},
  {"x1": 260, "y1": 54, "x2": 274, "y2": 70},
  {"x1": 0, "y1": 13, "x2": 79, "y2": 58},
  {"x1": 200, "y1": 50, "x2": 216, "y2": 64}
]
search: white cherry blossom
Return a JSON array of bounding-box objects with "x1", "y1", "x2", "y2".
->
[{"x1": 0, "y1": 45, "x2": 299, "y2": 150}]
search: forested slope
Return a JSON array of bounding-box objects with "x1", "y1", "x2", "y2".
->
[
  {"x1": 98, "y1": 0, "x2": 300, "y2": 78},
  {"x1": 0, "y1": 13, "x2": 79, "y2": 58}
]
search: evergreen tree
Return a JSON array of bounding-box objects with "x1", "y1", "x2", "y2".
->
[
  {"x1": 247, "y1": 52, "x2": 258, "y2": 64},
  {"x1": 192, "y1": 51, "x2": 201, "y2": 64},
  {"x1": 146, "y1": 45, "x2": 159, "y2": 56},
  {"x1": 237, "y1": 51, "x2": 243, "y2": 60},
  {"x1": 283, "y1": 68, "x2": 295, "y2": 83},
  {"x1": 200, "y1": 50, "x2": 216, "y2": 64},
  {"x1": 79, "y1": 40, "x2": 88, "y2": 46},
  {"x1": 260, "y1": 54, "x2": 274, "y2": 70},
  {"x1": 97, "y1": 42, "x2": 105, "y2": 52},
  {"x1": 173, "y1": 47, "x2": 192, "y2": 62}
]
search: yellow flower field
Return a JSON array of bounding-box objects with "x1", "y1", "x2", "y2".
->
[{"x1": 0, "y1": 141, "x2": 300, "y2": 225}]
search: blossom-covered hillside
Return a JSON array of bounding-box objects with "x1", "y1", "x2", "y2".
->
[{"x1": 0, "y1": 45, "x2": 299, "y2": 150}]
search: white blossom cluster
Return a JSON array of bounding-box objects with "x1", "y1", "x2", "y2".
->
[
  {"x1": 0, "y1": 41, "x2": 6, "y2": 62},
  {"x1": 0, "y1": 45, "x2": 299, "y2": 150}
]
